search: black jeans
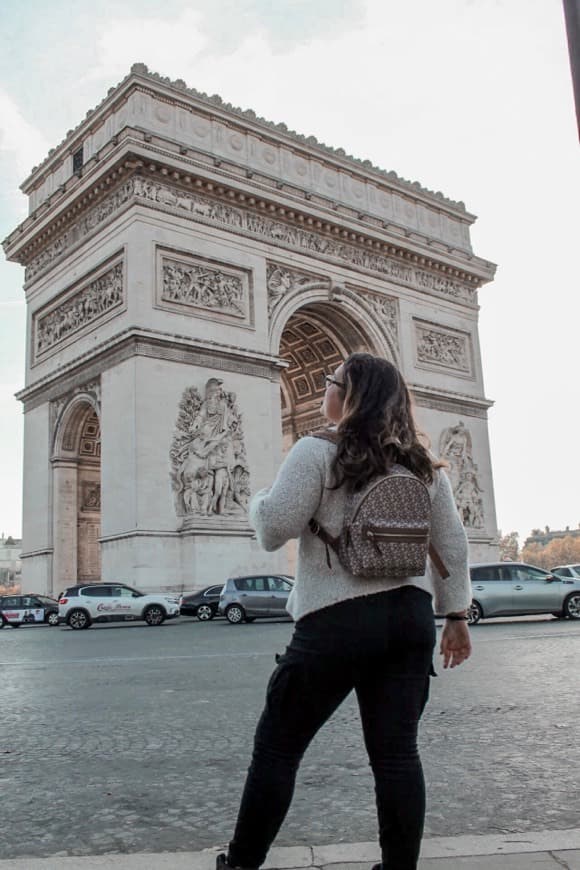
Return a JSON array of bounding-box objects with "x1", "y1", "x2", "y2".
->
[{"x1": 228, "y1": 586, "x2": 436, "y2": 870}]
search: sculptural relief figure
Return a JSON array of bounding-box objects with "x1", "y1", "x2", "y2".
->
[
  {"x1": 162, "y1": 258, "x2": 246, "y2": 318},
  {"x1": 439, "y1": 421, "x2": 484, "y2": 529},
  {"x1": 169, "y1": 379, "x2": 250, "y2": 520}
]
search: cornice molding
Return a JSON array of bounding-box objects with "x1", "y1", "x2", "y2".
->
[
  {"x1": 5, "y1": 157, "x2": 494, "y2": 305},
  {"x1": 17, "y1": 327, "x2": 287, "y2": 412}
]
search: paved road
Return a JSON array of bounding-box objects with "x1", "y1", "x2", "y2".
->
[{"x1": 1, "y1": 615, "x2": 579, "y2": 859}]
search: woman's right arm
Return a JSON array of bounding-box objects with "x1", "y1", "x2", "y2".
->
[{"x1": 429, "y1": 470, "x2": 471, "y2": 617}]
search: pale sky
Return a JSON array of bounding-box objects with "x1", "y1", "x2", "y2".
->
[{"x1": 0, "y1": 0, "x2": 578, "y2": 545}]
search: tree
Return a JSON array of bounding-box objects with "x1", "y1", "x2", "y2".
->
[
  {"x1": 521, "y1": 535, "x2": 580, "y2": 570},
  {"x1": 498, "y1": 531, "x2": 519, "y2": 561}
]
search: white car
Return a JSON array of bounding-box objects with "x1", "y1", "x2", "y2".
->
[
  {"x1": 552, "y1": 564, "x2": 580, "y2": 581},
  {"x1": 58, "y1": 582, "x2": 181, "y2": 630}
]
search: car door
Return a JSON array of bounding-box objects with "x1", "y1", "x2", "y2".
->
[
  {"x1": 0, "y1": 595, "x2": 24, "y2": 625},
  {"x1": 266, "y1": 576, "x2": 292, "y2": 616},
  {"x1": 508, "y1": 565, "x2": 563, "y2": 613},
  {"x1": 20, "y1": 596, "x2": 46, "y2": 624},
  {"x1": 110, "y1": 585, "x2": 141, "y2": 618},
  {"x1": 236, "y1": 577, "x2": 268, "y2": 616},
  {"x1": 470, "y1": 566, "x2": 513, "y2": 616}
]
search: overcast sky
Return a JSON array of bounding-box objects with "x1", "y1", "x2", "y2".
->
[{"x1": 1, "y1": 0, "x2": 578, "y2": 544}]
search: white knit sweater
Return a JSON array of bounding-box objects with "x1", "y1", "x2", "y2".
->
[{"x1": 249, "y1": 435, "x2": 471, "y2": 622}]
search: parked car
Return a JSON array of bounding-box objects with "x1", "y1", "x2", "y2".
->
[
  {"x1": 58, "y1": 583, "x2": 181, "y2": 630},
  {"x1": 551, "y1": 564, "x2": 580, "y2": 581},
  {"x1": 219, "y1": 575, "x2": 294, "y2": 624},
  {"x1": 0, "y1": 594, "x2": 60, "y2": 629},
  {"x1": 468, "y1": 562, "x2": 580, "y2": 625},
  {"x1": 180, "y1": 585, "x2": 224, "y2": 620}
]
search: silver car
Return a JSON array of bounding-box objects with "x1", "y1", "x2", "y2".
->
[
  {"x1": 219, "y1": 575, "x2": 293, "y2": 624},
  {"x1": 552, "y1": 564, "x2": 580, "y2": 580},
  {"x1": 468, "y1": 562, "x2": 580, "y2": 625}
]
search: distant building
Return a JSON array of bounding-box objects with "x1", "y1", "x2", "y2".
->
[
  {"x1": 524, "y1": 525, "x2": 580, "y2": 548},
  {"x1": 0, "y1": 534, "x2": 22, "y2": 590}
]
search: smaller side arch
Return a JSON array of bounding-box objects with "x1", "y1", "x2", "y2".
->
[{"x1": 52, "y1": 392, "x2": 100, "y2": 460}]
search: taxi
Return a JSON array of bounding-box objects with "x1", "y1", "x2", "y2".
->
[{"x1": 0, "y1": 594, "x2": 60, "y2": 628}]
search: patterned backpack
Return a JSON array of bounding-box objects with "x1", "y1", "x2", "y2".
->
[{"x1": 308, "y1": 431, "x2": 448, "y2": 580}]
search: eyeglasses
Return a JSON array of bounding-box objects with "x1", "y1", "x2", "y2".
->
[{"x1": 324, "y1": 374, "x2": 346, "y2": 390}]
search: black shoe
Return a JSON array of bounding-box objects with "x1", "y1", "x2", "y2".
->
[{"x1": 216, "y1": 852, "x2": 258, "y2": 870}]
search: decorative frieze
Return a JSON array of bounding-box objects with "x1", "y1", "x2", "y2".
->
[
  {"x1": 34, "y1": 260, "x2": 124, "y2": 361},
  {"x1": 439, "y1": 421, "x2": 484, "y2": 529},
  {"x1": 157, "y1": 248, "x2": 253, "y2": 327},
  {"x1": 266, "y1": 262, "x2": 329, "y2": 314},
  {"x1": 414, "y1": 320, "x2": 473, "y2": 377},
  {"x1": 25, "y1": 175, "x2": 478, "y2": 306},
  {"x1": 169, "y1": 378, "x2": 250, "y2": 525}
]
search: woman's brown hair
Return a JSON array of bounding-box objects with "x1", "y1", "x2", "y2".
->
[{"x1": 332, "y1": 352, "x2": 437, "y2": 490}]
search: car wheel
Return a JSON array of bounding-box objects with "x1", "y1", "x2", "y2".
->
[
  {"x1": 11, "y1": 622, "x2": 21, "y2": 629},
  {"x1": 67, "y1": 609, "x2": 91, "y2": 630},
  {"x1": 225, "y1": 604, "x2": 245, "y2": 624},
  {"x1": 196, "y1": 604, "x2": 214, "y2": 621},
  {"x1": 46, "y1": 612, "x2": 59, "y2": 627},
  {"x1": 143, "y1": 605, "x2": 166, "y2": 626},
  {"x1": 467, "y1": 601, "x2": 482, "y2": 625},
  {"x1": 564, "y1": 593, "x2": 580, "y2": 619},
  {"x1": 0, "y1": 618, "x2": 5, "y2": 629}
]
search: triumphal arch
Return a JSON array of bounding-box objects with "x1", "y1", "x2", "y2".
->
[{"x1": 3, "y1": 64, "x2": 498, "y2": 595}]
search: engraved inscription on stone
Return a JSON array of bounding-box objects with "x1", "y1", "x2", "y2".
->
[
  {"x1": 415, "y1": 321, "x2": 472, "y2": 375},
  {"x1": 158, "y1": 250, "x2": 252, "y2": 326},
  {"x1": 266, "y1": 262, "x2": 329, "y2": 314},
  {"x1": 169, "y1": 379, "x2": 251, "y2": 523},
  {"x1": 439, "y1": 421, "x2": 484, "y2": 529},
  {"x1": 34, "y1": 261, "x2": 123, "y2": 359}
]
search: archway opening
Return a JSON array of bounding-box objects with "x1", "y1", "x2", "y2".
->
[
  {"x1": 278, "y1": 302, "x2": 373, "y2": 573},
  {"x1": 279, "y1": 302, "x2": 372, "y2": 450},
  {"x1": 53, "y1": 401, "x2": 101, "y2": 589}
]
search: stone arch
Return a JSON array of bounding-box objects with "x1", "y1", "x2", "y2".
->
[
  {"x1": 269, "y1": 284, "x2": 400, "y2": 365},
  {"x1": 273, "y1": 287, "x2": 399, "y2": 448},
  {"x1": 52, "y1": 394, "x2": 101, "y2": 588}
]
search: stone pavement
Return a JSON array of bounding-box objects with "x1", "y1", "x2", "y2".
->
[{"x1": 2, "y1": 829, "x2": 580, "y2": 869}]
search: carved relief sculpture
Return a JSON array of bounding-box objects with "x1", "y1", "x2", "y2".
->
[
  {"x1": 81, "y1": 483, "x2": 101, "y2": 511},
  {"x1": 25, "y1": 174, "x2": 476, "y2": 305},
  {"x1": 266, "y1": 262, "x2": 329, "y2": 314},
  {"x1": 365, "y1": 293, "x2": 399, "y2": 350},
  {"x1": 416, "y1": 322, "x2": 471, "y2": 374},
  {"x1": 35, "y1": 262, "x2": 123, "y2": 358},
  {"x1": 439, "y1": 421, "x2": 484, "y2": 529},
  {"x1": 169, "y1": 379, "x2": 250, "y2": 521},
  {"x1": 158, "y1": 250, "x2": 252, "y2": 325}
]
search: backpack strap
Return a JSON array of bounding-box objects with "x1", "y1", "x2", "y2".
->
[
  {"x1": 308, "y1": 430, "x2": 339, "y2": 568},
  {"x1": 308, "y1": 518, "x2": 339, "y2": 569},
  {"x1": 428, "y1": 544, "x2": 449, "y2": 580},
  {"x1": 309, "y1": 428, "x2": 339, "y2": 444}
]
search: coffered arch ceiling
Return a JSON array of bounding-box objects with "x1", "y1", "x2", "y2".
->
[{"x1": 279, "y1": 303, "x2": 371, "y2": 440}]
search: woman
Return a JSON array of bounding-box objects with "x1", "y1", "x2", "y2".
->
[{"x1": 218, "y1": 353, "x2": 472, "y2": 870}]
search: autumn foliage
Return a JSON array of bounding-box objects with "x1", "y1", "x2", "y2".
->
[{"x1": 521, "y1": 536, "x2": 580, "y2": 570}]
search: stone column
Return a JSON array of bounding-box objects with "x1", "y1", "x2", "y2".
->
[{"x1": 52, "y1": 460, "x2": 78, "y2": 588}]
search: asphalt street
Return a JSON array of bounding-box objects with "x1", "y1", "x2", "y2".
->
[{"x1": 1, "y1": 614, "x2": 579, "y2": 860}]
